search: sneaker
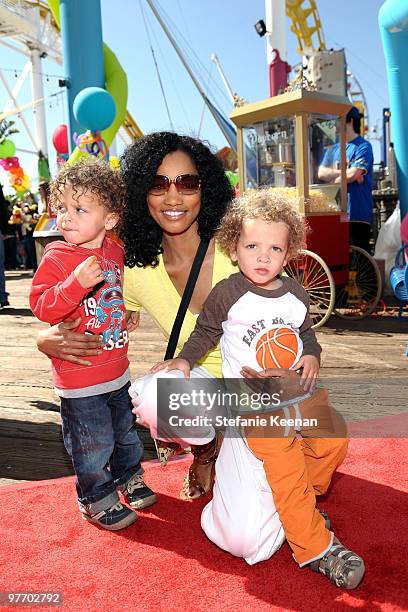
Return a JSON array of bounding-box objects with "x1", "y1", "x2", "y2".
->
[
  {"x1": 122, "y1": 474, "x2": 157, "y2": 509},
  {"x1": 309, "y1": 537, "x2": 365, "y2": 589},
  {"x1": 82, "y1": 501, "x2": 137, "y2": 531},
  {"x1": 0, "y1": 300, "x2": 10, "y2": 309}
]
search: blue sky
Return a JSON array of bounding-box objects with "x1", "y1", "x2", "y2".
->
[{"x1": 0, "y1": 0, "x2": 389, "y2": 193}]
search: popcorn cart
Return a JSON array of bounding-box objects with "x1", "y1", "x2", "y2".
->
[{"x1": 230, "y1": 89, "x2": 381, "y2": 327}]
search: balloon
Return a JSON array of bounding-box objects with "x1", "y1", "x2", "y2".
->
[
  {"x1": 22, "y1": 175, "x2": 31, "y2": 189},
  {"x1": 11, "y1": 156, "x2": 19, "y2": 166},
  {"x1": 225, "y1": 170, "x2": 239, "y2": 188},
  {"x1": 0, "y1": 139, "x2": 16, "y2": 159},
  {"x1": 10, "y1": 174, "x2": 30, "y2": 190},
  {"x1": 3, "y1": 156, "x2": 19, "y2": 169},
  {"x1": 52, "y1": 124, "x2": 69, "y2": 154},
  {"x1": 73, "y1": 87, "x2": 116, "y2": 132},
  {"x1": 9, "y1": 167, "x2": 24, "y2": 177},
  {"x1": 74, "y1": 130, "x2": 108, "y2": 159},
  {"x1": 109, "y1": 156, "x2": 120, "y2": 170}
]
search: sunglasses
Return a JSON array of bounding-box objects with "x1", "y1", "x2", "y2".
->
[{"x1": 148, "y1": 173, "x2": 201, "y2": 195}]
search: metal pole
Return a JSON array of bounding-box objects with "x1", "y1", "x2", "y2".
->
[
  {"x1": 210, "y1": 53, "x2": 234, "y2": 104},
  {"x1": 146, "y1": 0, "x2": 236, "y2": 148},
  {"x1": 59, "y1": 0, "x2": 105, "y2": 152},
  {"x1": 0, "y1": 70, "x2": 38, "y2": 150},
  {"x1": 265, "y1": 0, "x2": 287, "y2": 64},
  {"x1": 29, "y1": 42, "x2": 48, "y2": 155},
  {"x1": 2, "y1": 62, "x2": 31, "y2": 113}
]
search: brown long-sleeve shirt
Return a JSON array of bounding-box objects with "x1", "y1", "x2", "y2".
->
[{"x1": 179, "y1": 273, "x2": 321, "y2": 377}]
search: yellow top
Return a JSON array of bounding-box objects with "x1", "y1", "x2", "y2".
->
[{"x1": 124, "y1": 243, "x2": 237, "y2": 377}]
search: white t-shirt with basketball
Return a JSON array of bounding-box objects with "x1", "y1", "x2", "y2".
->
[{"x1": 179, "y1": 273, "x2": 321, "y2": 377}]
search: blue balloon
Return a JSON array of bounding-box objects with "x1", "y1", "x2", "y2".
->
[{"x1": 73, "y1": 87, "x2": 116, "y2": 132}]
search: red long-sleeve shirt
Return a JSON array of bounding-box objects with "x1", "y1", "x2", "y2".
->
[{"x1": 30, "y1": 238, "x2": 129, "y2": 390}]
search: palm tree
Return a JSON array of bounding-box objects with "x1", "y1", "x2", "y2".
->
[{"x1": 0, "y1": 119, "x2": 19, "y2": 145}]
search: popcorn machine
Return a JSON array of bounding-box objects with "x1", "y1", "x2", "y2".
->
[{"x1": 230, "y1": 89, "x2": 382, "y2": 326}]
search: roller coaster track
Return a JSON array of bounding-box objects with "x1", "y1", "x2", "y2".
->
[{"x1": 0, "y1": 0, "x2": 143, "y2": 142}]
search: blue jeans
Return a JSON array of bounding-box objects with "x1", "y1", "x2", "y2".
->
[
  {"x1": 0, "y1": 237, "x2": 8, "y2": 303},
  {"x1": 60, "y1": 382, "x2": 143, "y2": 513}
]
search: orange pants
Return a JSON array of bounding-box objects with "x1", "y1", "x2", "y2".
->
[{"x1": 245, "y1": 388, "x2": 348, "y2": 566}]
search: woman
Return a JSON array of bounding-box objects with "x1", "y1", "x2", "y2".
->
[{"x1": 37, "y1": 132, "x2": 236, "y2": 499}]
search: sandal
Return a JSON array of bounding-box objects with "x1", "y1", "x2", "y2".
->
[
  {"x1": 154, "y1": 440, "x2": 184, "y2": 467},
  {"x1": 179, "y1": 434, "x2": 222, "y2": 500}
]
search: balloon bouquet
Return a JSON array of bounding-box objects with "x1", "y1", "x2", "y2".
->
[
  {"x1": 0, "y1": 123, "x2": 31, "y2": 200},
  {"x1": 52, "y1": 88, "x2": 117, "y2": 169},
  {"x1": 0, "y1": 120, "x2": 35, "y2": 232},
  {"x1": 72, "y1": 87, "x2": 116, "y2": 160}
]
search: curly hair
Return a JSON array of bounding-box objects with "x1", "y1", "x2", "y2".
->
[
  {"x1": 120, "y1": 132, "x2": 234, "y2": 268},
  {"x1": 49, "y1": 158, "x2": 126, "y2": 231},
  {"x1": 216, "y1": 187, "x2": 308, "y2": 259}
]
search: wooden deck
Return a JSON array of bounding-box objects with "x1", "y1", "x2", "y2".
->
[{"x1": 1, "y1": 270, "x2": 407, "y2": 486}]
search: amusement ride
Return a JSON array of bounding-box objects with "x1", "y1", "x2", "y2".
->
[{"x1": 0, "y1": 0, "x2": 406, "y2": 326}]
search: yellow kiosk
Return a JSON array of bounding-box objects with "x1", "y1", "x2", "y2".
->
[{"x1": 230, "y1": 89, "x2": 381, "y2": 325}]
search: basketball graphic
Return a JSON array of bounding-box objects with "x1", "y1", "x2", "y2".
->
[{"x1": 255, "y1": 326, "x2": 300, "y2": 369}]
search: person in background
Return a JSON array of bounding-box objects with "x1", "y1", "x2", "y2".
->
[
  {"x1": 318, "y1": 106, "x2": 374, "y2": 253},
  {"x1": 0, "y1": 183, "x2": 10, "y2": 308},
  {"x1": 21, "y1": 193, "x2": 39, "y2": 271},
  {"x1": 38, "y1": 181, "x2": 50, "y2": 215}
]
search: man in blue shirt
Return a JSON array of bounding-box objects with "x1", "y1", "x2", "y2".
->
[{"x1": 318, "y1": 106, "x2": 374, "y2": 253}]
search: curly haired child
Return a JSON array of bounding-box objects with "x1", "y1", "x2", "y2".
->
[{"x1": 30, "y1": 158, "x2": 156, "y2": 530}]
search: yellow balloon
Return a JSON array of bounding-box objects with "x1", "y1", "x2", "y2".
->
[
  {"x1": 109, "y1": 155, "x2": 120, "y2": 170},
  {"x1": 21, "y1": 175, "x2": 31, "y2": 189}
]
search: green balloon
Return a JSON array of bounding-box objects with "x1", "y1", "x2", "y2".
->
[
  {"x1": 225, "y1": 170, "x2": 239, "y2": 188},
  {"x1": 0, "y1": 139, "x2": 16, "y2": 159}
]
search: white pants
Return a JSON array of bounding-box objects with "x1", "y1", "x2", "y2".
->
[{"x1": 129, "y1": 367, "x2": 285, "y2": 564}]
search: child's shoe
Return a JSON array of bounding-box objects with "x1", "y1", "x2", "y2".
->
[
  {"x1": 309, "y1": 537, "x2": 365, "y2": 589},
  {"x1": 82, "y1": 501, "x2": 137, "y2": 531},
  {"x1": 122, "y1": 474, "x2": 157, "y2": 509}
]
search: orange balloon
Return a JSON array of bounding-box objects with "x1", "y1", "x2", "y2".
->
[{"x1": 9, "y1": 167, "x2": 23, "y2": 177}]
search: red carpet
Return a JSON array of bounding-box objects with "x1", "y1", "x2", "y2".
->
[{"x1": 1, "y1": 438, "x2": 407, "y2": 612}]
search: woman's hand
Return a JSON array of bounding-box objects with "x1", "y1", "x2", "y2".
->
[
  {"x1": 241, "y1": 356, "x2": 319, "y2": 392},
  {"x1": 240, "y1": 365, "x2": 313, "y2": 400},
  {"x1": 37, "y1": 318, "x2": 102, "y2": 366},
  {"x1": 150, "y1": 357, "x2": 191, "y2": 379},
  {"x1": 240, "y1": 365, "x2": 299, "y2": 394},
  {"x1": 125, "y1": 310, "x2": 140, "y2": 333}
]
